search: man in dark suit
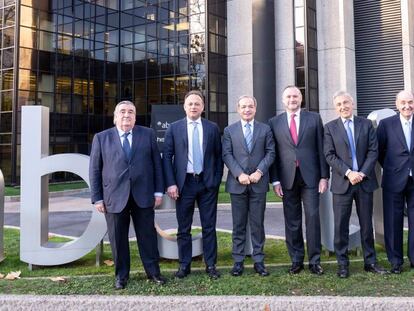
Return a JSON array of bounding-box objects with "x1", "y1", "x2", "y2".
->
[
  {"x1": 163, "y1": 90, "x2": 223, "y2": 279},
  {"x1": 324, "y1": 91, "x2": 386, "y2": 278},
  {"x1": 377, "y1": 90, "x2": 414, "y2": 274},
  {"x1": 89, "y1": 100, "x2": 166, "y2": 289},
  {"x1": 223, "y1": 95, "x2": 275, "y2": 277},
  {"x1": 268, "y1": 85, "x2": 329, "y2": 275}
]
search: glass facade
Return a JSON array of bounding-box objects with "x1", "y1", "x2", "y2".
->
[
  {"x1": 0, "y1": 0, "x2": 227, "y2": 184},
  {"x1": 294, "y1": 0, "x2": 318, "y2": 112}
]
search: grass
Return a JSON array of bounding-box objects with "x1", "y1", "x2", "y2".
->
[
  {"x1": 5, "y1": 182, "x2": 88, "y2": 196},
  {"x1": 0, "y1": 228, "x2": 412, "y2": 296},
  {"x1": 5, "y1": 181, "x2": 282, "y2": 204}
]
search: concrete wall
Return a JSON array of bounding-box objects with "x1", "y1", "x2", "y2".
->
[
  {"x1": 274, "y1": 0, "x2": 295, "y2": 115},
  {"x1": 402, "y1": 0, "x2": 414, "y2": 92},
  {"x1": 317, "y1": 0, "x2": 356, "y2": 123}
]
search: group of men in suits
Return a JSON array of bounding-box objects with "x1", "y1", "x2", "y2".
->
[{"x1": 89, "y1": 86, "x2": 414, "y2": 289}]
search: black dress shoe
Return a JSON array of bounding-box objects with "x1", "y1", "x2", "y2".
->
[
  {"x1": 364, "y1": 263, "x2": 388, "y2": 275},
  {"x1": 115, "y1": 279, "x2": 127, "y2": 290},
  {"x1": 289, "y1": 262, "x2": 304, "y2": 274},
  {"x1": 337, "y1": 265, "x2": 349, "y2": 278},
  {"x1": 231, "y1": 262, "x2": 244, "y2": 276},
  {"x1": 309, "y1": 264, "x2": 324, "y2": 275},
  {"x1": 206, "y1": 265, "x2": 220, "y2": 279},
  {"x1": 175, "y1": 266, "x2": 191, "y2": 279},
  {"x1": 148, "y1": 274, "x2": 167, "y2": 285},
  {"x1": 390, "y1": 264, "x2": 403, "y2": 274},
  {"x1": 254, "y1": 262, "x2": 269, "y2": 276}
]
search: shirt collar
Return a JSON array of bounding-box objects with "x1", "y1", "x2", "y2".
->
[
  {"x1": 241, "y1": 119, "x2": 254, "y2": 127},
  {"x1": 399, "y1": 114, "x2": 413, "y2": 125},
  {"x1": 341, "y1": 115, "x2": 354, "y2": 124},
  {"x1": 287, "y1": 109, "x2": 301, "y2": 119},
  {"x1": 117, "y1": 127, "x2": 132, "y2": 137},
  {"x1": 187, "y1": 117, "x2": 202, "y2": 125}
]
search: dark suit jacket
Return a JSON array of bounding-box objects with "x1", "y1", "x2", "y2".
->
[
  {"x1": 89, "y1": 125, "x2": 164, "y2": 213},
  {"x1": 377, "y1": 114, "x2": 414, "y2": 193},
  {"x1": 268, "y1": 110, "x2": 329, "y2": 189},
  {"x1": 324, "y1": 116, "x2": 378, "y2": 194},
  {"x1": 222, "y1": 120, "x2": 275, "y2": 194},
  {"x1": 162, "y1": 117, "x2": 223, "y2": 192}
]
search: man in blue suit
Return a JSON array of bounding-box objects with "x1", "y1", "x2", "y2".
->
[
  {"x1": 89, "y1": 100, "x2": 166, "y2": 289},
  {"x1": 163, "y1": 90, "x2": 223, "y2": 279},
  {"x1": 377, "y1": 90, "x2": 414, "y2": 274}
]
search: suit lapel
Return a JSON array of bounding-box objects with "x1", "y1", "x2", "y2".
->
[
  {"x1": 353, "y1": 117, "x2": 361, "y2": 148},
  {"x1": 250, "y1": 120, "x2": 260, "y2": 152},
  {"x1": 180, "y1": 118, "x2": 189, "y2": 154},
  {"x1": 337, "y1": 118, "x2": 350, "y2": 148},
  {"x1": 112, "y1": 127, "x2": 129, "y2": 163},
  {"x1": 201, "y1": 118, "x2": 208, "y2": 155},
  {"x1": 130, "y1": 126, "x2": 142, "y2": 162},
  {"x1": 297, "y1": 111, "x2": 307, "y2": 145},
  {"x1": 280, "y1": 112, "x2": 295, "y2": 146},
  {"x1": 393, "y1": 115, "x2": 409, "y2": 151}
]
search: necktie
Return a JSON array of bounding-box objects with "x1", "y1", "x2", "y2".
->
[
  {"x1": 122, "y1": 132, "x2": 131, "y2": 161},
  {"x1": 404, "y1": 121, "x2": 411, "y2": 150},
  {"x1": 290, "y1": 113, "x2": 298, "y2": 145},
  {"x1": 345, "y1": 119, "x2": 358, "y2": 171},
  {"x1": 192, "y1": 122, "x2": 203, "y2": 174},
  {"x1": 245, "y1": 123, "x2": 253, "y2": 152}
]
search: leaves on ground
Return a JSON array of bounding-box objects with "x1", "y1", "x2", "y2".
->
[
  {"x1": 0, "y1": 273, "x2": 4, "y2": 279},
  {"x1": 50, "y1": 277, "x2": 67, "y2": 283},
  {"x1": 5, "y1": 271, "x2": 21, "y2": 280},
  {"x1": 104, "y1": 260, "x2": 114, "y2": 267}
]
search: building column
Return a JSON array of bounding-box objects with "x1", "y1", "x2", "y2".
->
[
  {"x1": 274, "y1": 0, "x2": 295, "y2": 114},
  {"x1": 317, "y1": 0, "x2": 356, "y2": 123},
  {"x1": 401, "y1": 0, "x2": 414, "y2": 91},
  {"x1": 227, "y1": 0, "x2": 275, "y2": 124}
]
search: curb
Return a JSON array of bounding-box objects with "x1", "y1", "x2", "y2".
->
[
  {"x1": 5, "y1": 188, "x2": 91, "y2": 203},
  {"x1": 0, "y1": 295, "x2": 413, "y2": 311}
]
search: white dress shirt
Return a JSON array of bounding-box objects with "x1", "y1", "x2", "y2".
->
[
  {"x1": 286, "y1": 109, "x2": 301, "y2": 136},
  {"x1": 241, "y1": 119, "x2": 254, "y2": 137},
  {"x1": 186, "y1": 117, "x2": 204, "y2": 173},
  {"x1": 400, "y1": 114, "x2": 413, "y2": 176}
]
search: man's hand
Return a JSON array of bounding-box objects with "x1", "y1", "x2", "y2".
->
[
  {"x1": 347, "y1": 171, "x2": 363, "y2": 185},
  {"x1": 167, "y1": 185, "x2": 179, "y2": 200},
  {"x1": 238, "y1": 173, "x2": 251, "y2": 185},
  {"x1": 95, "y1": 202, "x2": 106, "y2": 213},
  {"x1": 273, "y1": 184, "x2": 284, "y2": 197},
  {"x1": 318, "y1": 178, "x2": 328, "y2": 193},
  {"x1": 154, "y1": 196, "x2": 163, "y2": 209},
  {"x1": 249, "y1": 171, "x2": 262, "y2": 184}
]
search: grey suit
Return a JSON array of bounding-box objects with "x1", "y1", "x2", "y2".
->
[
  {"x1": 269, "y1": 110, "x2": 329, "y2": 265},
  {"x1": 324, "y1": 116, "x2": 379, "y2": 265},
  {"x1": 223, "y1": 120, "x2": 275, "y2": 263}
]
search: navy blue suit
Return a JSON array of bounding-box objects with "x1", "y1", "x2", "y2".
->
[
  {"x1": 90, "y1": 125, "x2": 164, "y2": 280},
  {"x1": 163, "y1": 118, "x2": 223, "y2": 268},
  {"x1": 377, "y1": 114, "x2": 414, "y2": 266}
]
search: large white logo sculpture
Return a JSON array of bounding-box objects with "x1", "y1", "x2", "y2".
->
[
  {"x1": 0, "y1": 169, "x2": 4, "y2": 262},
  {"x1": 20, "y1": 106, "x2": 107, "y2": 265},
  {"x1": 20, "y1": 106, "x2": 202, "y2": 266}
]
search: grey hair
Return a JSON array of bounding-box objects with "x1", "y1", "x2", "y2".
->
[
  {"x1": 395, "y1": 90, "x2": 414, "y2": 101},
  {"x1": 332, "y1": 91, "x2": 354, "y2": 104},
  {"x1": 113, "y1": 100, "x2": 135, "y2": 124},
  {"x1": 237, "y1": 95, "x2": 257, "y2": 107}
]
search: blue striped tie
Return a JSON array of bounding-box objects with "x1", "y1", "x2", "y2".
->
[
  {"x1": 192, "y1": 122, "x2": 203, "y2": 174},
  {"x1": 122, "y1": 132, "x2": 131, "y2": 161},
  {"x1": 344, "y1": 120, "x2": 358, "y2": 171},
  {"x1": 245, "y1": 123, "x2": 253, "y2": 152}
]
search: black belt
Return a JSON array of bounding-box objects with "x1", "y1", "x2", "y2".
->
[{"x1": 187, "y1": 172, "x2": 203, "y2": 177}]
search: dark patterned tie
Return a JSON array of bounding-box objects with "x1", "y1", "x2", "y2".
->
[{"x1": 122, "y1": 132, "x2": 131, "y2": 161}]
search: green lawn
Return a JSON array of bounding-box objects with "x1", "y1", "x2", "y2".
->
[
  {"x1": 0, "y1": 228, "x2": 411, "y2": 296},
  {"x1": 5, "y1": 181, "x2": 282, "y2": 204}
]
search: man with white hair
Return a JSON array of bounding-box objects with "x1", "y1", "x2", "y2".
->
[
  {"x1": 377, "y1": 90, "x2": 414, "y2": 274},
  {"x1": 90, "y1": 100, "x2": 166, "y2": 289}
]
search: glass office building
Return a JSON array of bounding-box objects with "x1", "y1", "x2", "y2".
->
[{"x1": 0, "y1": 0, "x2": 227, "y2": 184}]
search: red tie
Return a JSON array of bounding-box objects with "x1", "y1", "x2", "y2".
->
[
  {"x1": 290, "y1": 113, "x2": 298, "y2": 145},
  {"x1": 290, "y1": 114, "x2": 299, "y2": 167}
]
